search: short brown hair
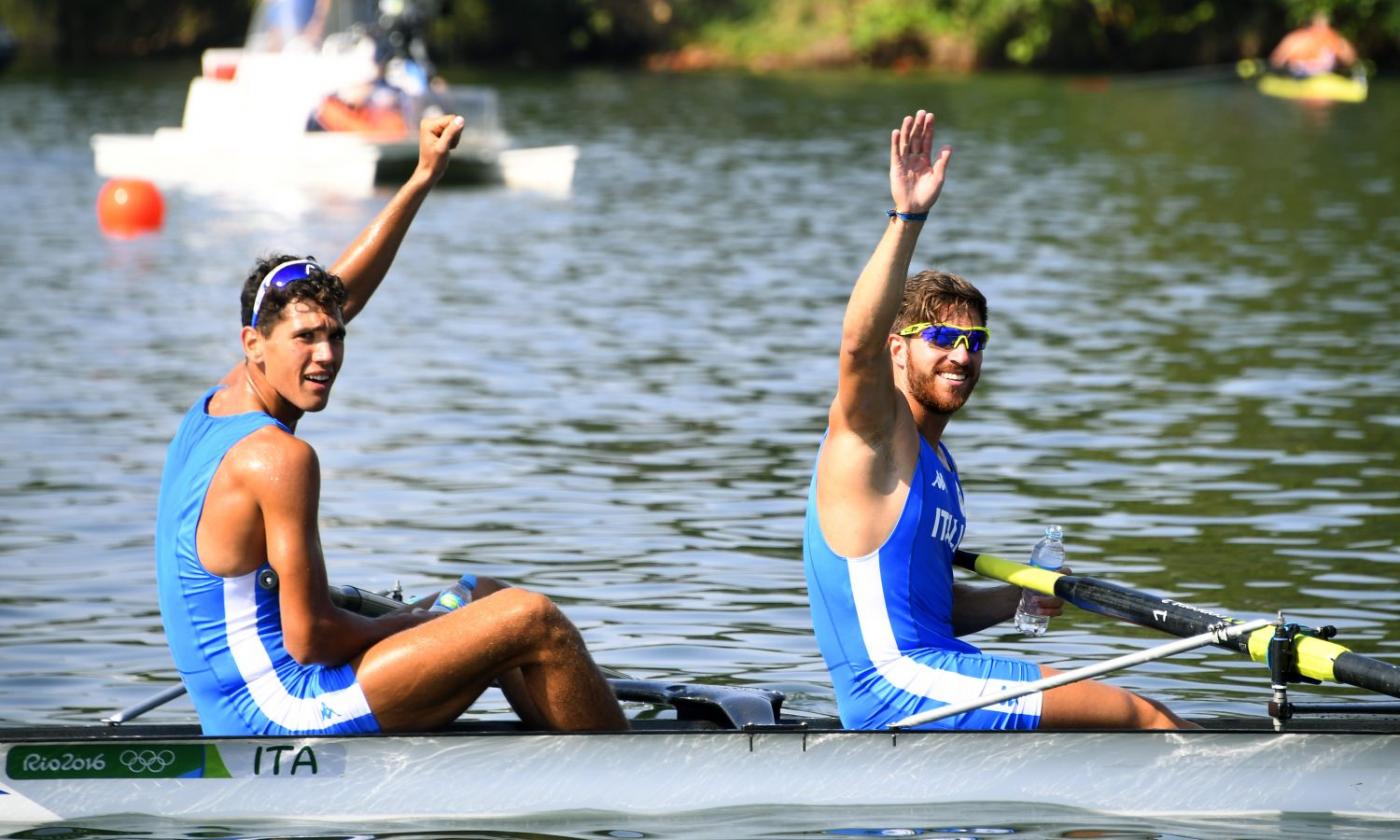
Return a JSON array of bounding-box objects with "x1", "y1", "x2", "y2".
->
[{"x1": 892, "y1": 270, "x2": 988, "y2": 333}]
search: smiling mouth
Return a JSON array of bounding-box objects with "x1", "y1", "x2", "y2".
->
[
  {"x1": 305, "y1": 373, "x2": 334, "y2": 386},
  {"x1": 938, "y1": 371, "x2": 968, "y2": 383}
]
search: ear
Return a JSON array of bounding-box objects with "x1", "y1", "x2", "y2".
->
[
  {"x1": 241, "y1": 325, "x2": 264, "y2": 364},
  {"x1": 888, "y1": 334, "x2": 908, "y2": 372}
]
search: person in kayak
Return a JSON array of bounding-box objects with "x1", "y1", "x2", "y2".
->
[
  {"x1": 1269, "y1": 12, "x2": 1358, "y2": 78},
  {"x1": 155, "y1": 113, "x2": 627, "y2": 737},
  {"x1": 803, "y1": 110, "x2": 1193, "y2": 731}
]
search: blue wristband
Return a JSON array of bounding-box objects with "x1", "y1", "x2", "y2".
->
[{"x1": 887, "y1": 209, "x2": 929, "y2": 222}]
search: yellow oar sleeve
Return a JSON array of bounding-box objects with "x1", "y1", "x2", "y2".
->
[
  {"x1": 963, "y1": 552, "x2": 1063, "y2": 595},
  {"x1": 1245, "y1": 627, "x2": 1342, "y2": 683}
]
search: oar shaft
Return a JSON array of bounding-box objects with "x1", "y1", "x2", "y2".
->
[
  {"x1": 1056, "y1": 574, "x2": 1251, "y2": 655},
  {"x1": 954, "y1": 550, "x2": 1247, "y2": 649},
  {"x1": 102, "y1": 684, "x2": 189, "y2": 726},
  {"x1": 955, "y1": 550, "x2": 1400, "y2": 699}
]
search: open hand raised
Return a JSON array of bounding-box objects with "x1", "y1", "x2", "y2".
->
[{"x1": 889, "y1": 110, "x2": 952, "y2": 216}]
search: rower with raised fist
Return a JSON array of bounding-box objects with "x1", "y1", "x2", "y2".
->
[{"x1": 153, "y1": 115, "x2": 626, "y2": 737}]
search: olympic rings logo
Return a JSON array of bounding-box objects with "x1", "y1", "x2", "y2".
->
[{"x1": 120, "y1": 748, "x2": 177, "y2": 774}]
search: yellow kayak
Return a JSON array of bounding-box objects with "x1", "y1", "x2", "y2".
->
[{"x1": 1258, "y1": 71, "x2": 1368, "y2": 103}]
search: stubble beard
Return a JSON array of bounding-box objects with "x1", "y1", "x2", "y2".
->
[{"x1": 907, "y1": 362, "x2": 978, "y2": 417}]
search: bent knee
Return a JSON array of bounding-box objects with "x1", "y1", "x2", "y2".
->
[
  {"x1": 492, "y1": 585, "x2": 551, "y2": 613},
  {"x1": 491, "y1": 587, "x2": 570, "y2": 633},
  {"x1": 462, "y1": 587, "x2": 584, "y2": 660}
]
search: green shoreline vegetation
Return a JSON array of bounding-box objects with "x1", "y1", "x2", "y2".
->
[{"x1": 0, "y1": 0, "x2": 1393, "y2": 71}]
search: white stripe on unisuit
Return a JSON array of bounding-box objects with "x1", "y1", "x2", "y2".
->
[
  {"x1": 847, "y1": 550, "x2": 1041, "y2": 719},
  {"x1": 223, "y1": 571, "x2": 373, "y2": 731}
]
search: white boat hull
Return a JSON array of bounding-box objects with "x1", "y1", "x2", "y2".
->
[
  {"x1": 93, "y1": 131, "x2": 578, "y2": 199},
  {"x1": 93, "y1": 129, "x2": 383, "y2": 198},
  {"x1": 3, "y1": 723, "x2": 1398, "y2": 824}
]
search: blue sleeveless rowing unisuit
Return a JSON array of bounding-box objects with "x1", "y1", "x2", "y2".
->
[
  {"x1": 804, "y1": 433, "x2": 1042, "y2": 730},
  {"x1": 155, "y1": 385, "x2": 379, "y2": 736}
]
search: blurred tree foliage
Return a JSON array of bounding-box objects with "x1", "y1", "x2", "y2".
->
[
  {"x1": 0, "y1": 0, "x2": 250, "y2": 59},
  {"x1": 679, "y1": 0, "x2": 1397, "y2": 70},
  {"x1": 0, "y1": 0, "x2": 1392, "y2": 69}
]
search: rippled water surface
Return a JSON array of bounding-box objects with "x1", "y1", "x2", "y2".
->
[{"x1": 1, "y1": 62, "x2": 1398, "y2": 836}]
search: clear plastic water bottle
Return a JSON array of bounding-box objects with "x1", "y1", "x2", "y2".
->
[
  {"x1": 429, "y1": 573, "x2": 477, "y2": 614},
  {"x1": 1014, "y1": 525, "x2": 1065, "y2": 636}
]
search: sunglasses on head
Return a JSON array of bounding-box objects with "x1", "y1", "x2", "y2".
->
[
  {"x1": 250, "y1": 259, "x2": 326, "y2": 328},
  {"x1": 897, "y1": 321, "x2": 990, "y2": 353}
]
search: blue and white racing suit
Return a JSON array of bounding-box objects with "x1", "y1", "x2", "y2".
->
[
  {"x1": 155, "y1": 386, "x2": 379, "y2": 736},
  {"x1": 804, "y1": 434, "x2": 1042, "y2": 730}
]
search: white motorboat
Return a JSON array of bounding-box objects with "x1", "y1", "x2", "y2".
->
[{"x1": 91, "y1": 0, "x2": 577, "y2": 197}]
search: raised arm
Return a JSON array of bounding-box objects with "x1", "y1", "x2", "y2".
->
[
  {"x1": 332, "y1": 113, "x2": 465, "y2": 323},
  {"x1": 831, "y1": 110, "x2": 952, "y2": 442},
  {"x1": 216, "y1": 115, "x2": 465, "y2": 389}
]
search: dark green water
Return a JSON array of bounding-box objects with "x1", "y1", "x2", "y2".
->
[{"x1": 0, "y1": 62, "x2": 1396, "y2": 836}]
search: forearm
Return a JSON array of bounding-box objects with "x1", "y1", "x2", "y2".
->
[
  {"x1": 950, "y1": 582, "x2": 1021, "y2": 636},
  {"x1": 330, "y1": 170, "x2": 436, "y2": 323},
  {"x1": 840, "y1": 217, "x2": 924, "y2": 359},
  {"x1": 842, "y1": 109, "x2": 948, "y2": 363},
  {"x1": 295, "y1": 605, "x2": 432, "y2": 666}
]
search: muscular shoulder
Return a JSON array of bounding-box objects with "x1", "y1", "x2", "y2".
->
[
  {"x1": 198, "y1": 427, "x2": 319, "y2": 578},
  {"x1": 224, "y1": 426, "x2": 319, "y2": 494},
  {"x1": 816, "y1": 405, "x2": 920, "y2": 556}
]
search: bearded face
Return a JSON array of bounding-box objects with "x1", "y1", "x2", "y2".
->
[
  {"x1": 895, "y1": 310, "x2": 984, "y2": 417},
  {"x1": 905, "y1": 343, "x2": 980, "y2": 415}
]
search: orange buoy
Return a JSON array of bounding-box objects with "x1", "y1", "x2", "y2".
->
[{"x1": 97, "y1": 178, "x2": 165, "y2": 237}]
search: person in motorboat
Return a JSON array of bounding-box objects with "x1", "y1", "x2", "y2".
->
[
  {"x1": 1269, "y1": 12, "x2": 1358, "y2": 78},
  {"x1": 307, "y1": 15, "x2": 447, "y2": 141},
  {"x1": 802, "y1": 110, "x2": 1195, "y2": 731},
  {"x1": 309, "y1": 37, "x2": 423, "y2": 141},
  {"x1": 260, "y1": 0, "x2": 332, "y2": 52},
  {"x1": 311, "y1": 72, "x2": 412, "y2": 140},
  {"x1": 154, "y1": 113, "x2": 628, "y2": 737}
]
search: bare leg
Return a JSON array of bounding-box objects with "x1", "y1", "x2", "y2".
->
[
  {"x1": 354, "y1": 587, "x2": 626, "y2": 732},
  {"x1": 1038, "y1": 665, "x2": 1199, "y2": 730},
  {"x1": 399, "y1": 576, "x2": 551, "y2": 727},
  {"x1": 471, "y1": 576, "x2": 547, "y2": 728}
]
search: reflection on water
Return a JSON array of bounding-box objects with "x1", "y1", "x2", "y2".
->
[{"x1": 0, "y1": 62, "x2": 1398, "y2": 834}]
